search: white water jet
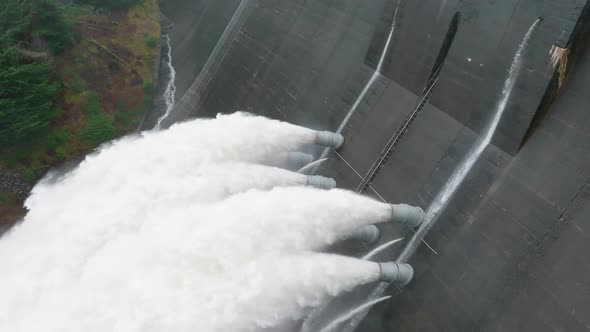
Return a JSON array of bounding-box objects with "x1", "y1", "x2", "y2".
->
[
  {"x1": 78, "y1": 162, "x2": 334, "y2": 211},
  {"x1": 155, "y1": 34, "x2": 177, "y2": 130},
  {"x1": 270, "y1": 152, "x2": 314, "y2": 170},
  {"x1": 298, "y1": 158, "x2": 328, "y2": 174},
  {"x1": 319, "y1": 296, "x2": 392, "y2": 332},
  {"x1": 21, "y1": 114, "x2": 321, "y2": 245},
  {"x1": 334, "y1": 18, "x2": 543, "y2": 332},
  {"x1": 0, "y1": 113, "x2": 414, "y2": 332},
  {"x1": 64, "y1": 113, "x2": 319, "y2": 182},
  {"x1": 300, "y1": 244, "x2": 400, "y2": 332},
  {"x1": 199, "y1": 253, "x2": 384, "y2": 332},
  {"x1": 175, "y1": 187, "x2": 394, "y2": 261},
  {"x1": 362, "y1": 237, "x2": 404, "y2": 260}
]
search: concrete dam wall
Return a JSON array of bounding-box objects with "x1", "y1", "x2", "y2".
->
[{"x1": 162, "y1": 0, "x2": 590, "y2": 331}]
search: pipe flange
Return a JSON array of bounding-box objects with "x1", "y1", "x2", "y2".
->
[
  {"x1": 305, "y1": 175, "x2": 337, "y2": 190},
  {"x1": 349, "y1": 225, "x2": 380, "y2": 244},
  {"x1": 314, "y1": 131, "x2": 344, "y2": 149},
  {"x1": 378, "y1": 262, "x2": 414, "y2": 285}
]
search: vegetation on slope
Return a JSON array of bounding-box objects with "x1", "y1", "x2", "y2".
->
[
  {"x1": 0, "y1": 0, "x2": 161, "y2": 223},
  {"x1": 0, "y1": 0, "x2": 72, "y2": 148}
]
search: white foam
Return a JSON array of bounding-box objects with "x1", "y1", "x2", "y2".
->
[{"x1": 0, "y1": 113, "x2": 389, "y2": 332}]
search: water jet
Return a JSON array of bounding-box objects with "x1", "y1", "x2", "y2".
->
[{"x1": 275, "y1": 152, "x2": 314, "y2": 169}]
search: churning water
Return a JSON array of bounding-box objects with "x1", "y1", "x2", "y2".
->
[{"x1": 0, "y1": 113, "x2": 399, "y2": 332}]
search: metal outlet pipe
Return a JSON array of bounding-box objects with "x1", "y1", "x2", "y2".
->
[
  {"x1": 388, "y1": 204, "x2": 424, "y2": 228},
  {"x1": 297, "y1": 175, "x2": 337, "y2": 190},
  {"x1": 378, "y1": 262, "x2": 414, "y2": 285},
  {"x1": 314, "y1": 131, "x2": 344, "y2": 149},
  {"x1": 349, "y1": 225, "x2": 380, "y2": 243}
]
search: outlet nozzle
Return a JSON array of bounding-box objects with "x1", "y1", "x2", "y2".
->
[
  {"x1": 314, "y1": 131, "x2": 344, "y2": 149},
  {"x1": 304, "y1": 175, "x2": 337, "y2": 190},
  {"x1": 349, "y1": 225, "x2": 380, "y2": 244},
  {"x1": 389, "y1": 204, "x2": 424, "y2": 228},
  {"x1": 378, "y1": 262, "x2": 414, "y2": 285}
]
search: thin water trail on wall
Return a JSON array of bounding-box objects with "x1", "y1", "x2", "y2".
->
[
  {"x1": 335, "y1": 0, "x2": 401, "y2": 135},
  {"x1": 334, "y1": 18, "x2": 543, "y2": 332},
  {"x1": 300, "y1": 3, "x2": 404, "y2": 327},
  {"x1": 319, "y1": 296, "x2": 392, "y2": 332},
  {"x1": 0, "y1": 113, "x2": 406, "y2": 332},
  {"x1": 169, "y1": 0, "x2": 252, "y2": 125},
  {"x1": 298, "y1": 158, "x2": 328, "y2": 174},
  {"x1": 155, "y1": 35, "x2": 177, "y2": 130},
  {"x1": 436, "y1": 0, "x2": 448, "y2": 21},
  {"x1": 362, "y1": 237, "x2": 404, "y2": 260},
  {"x1": 398, "y1": 17, "x2": 542, "y2": 263},
  {"x1": 315, "y1": 0, "x2": 401, "y2": 168}
]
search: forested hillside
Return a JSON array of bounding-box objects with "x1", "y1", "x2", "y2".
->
[{"x1": 0, "y1": 0, "x2": 161, "y2": 224}]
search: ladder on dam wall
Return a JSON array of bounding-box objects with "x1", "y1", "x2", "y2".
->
[
  {"x1": 355, "y1": 12, "x2": 460, "y2": 192},
  {"x1": 356, "y1": 68, "x2": 441, "y2": 193}
]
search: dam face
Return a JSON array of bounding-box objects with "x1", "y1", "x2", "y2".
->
[{"x1": 163, "y1": 0, "x2": 590, "y2": 331}]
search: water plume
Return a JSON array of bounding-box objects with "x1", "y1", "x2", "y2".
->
[
  {"x1": 199, "y1": 253, "x2": 384, "y2": 332},
  {"x1": 177, "y1": 187, "x2": 394, "y2": 259},
  {"x1": 0, "y1": 113, "x2": 415, "y2": 332},
  {"x1": 269, "y1": 152, "x2": 314, "y2": 170},
  {"x1": 298, "y1": 158, "x2": 328, "y2": 174}
]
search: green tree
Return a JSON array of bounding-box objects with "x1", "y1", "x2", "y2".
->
[
  {"x1": 0, "y1": 0, "x2": 77, "y2": 148},
  {"x1": 1, "y1": 0, "x2": 77, "y2": 55},
  {"x1": 0, "y1": 0, "x2": 30, "y2": 48},
  {"x1": 75, "y1": 0, "x2": 140, "y2": 10},
  {"x1": 31, "y1": 0, "x2": 77, "y2": 55},
  {"x1": 80, "y1": 93, "x2": 115, "y2": 148},
  {"x1": 0, "y1": 51, "x2": 60, "y2": 148}
]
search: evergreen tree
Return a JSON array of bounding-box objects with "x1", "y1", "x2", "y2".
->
[
  {"x1": 75, "y1": 0, "x2": 141, "y2": 10},
  {"x1": 0, "y1": 51, "x2": 60, "y2": 147},
  {"x1": 31, "y1": 0, "x2": 77, "y2": 55},
  {"x1": 0, "y1": 0, "x2": 67, "y2": 148}
]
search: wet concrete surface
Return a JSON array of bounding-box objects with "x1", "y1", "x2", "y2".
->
[{"x1": 163, "y1": 0, "x2": 590, "y2": 330}]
